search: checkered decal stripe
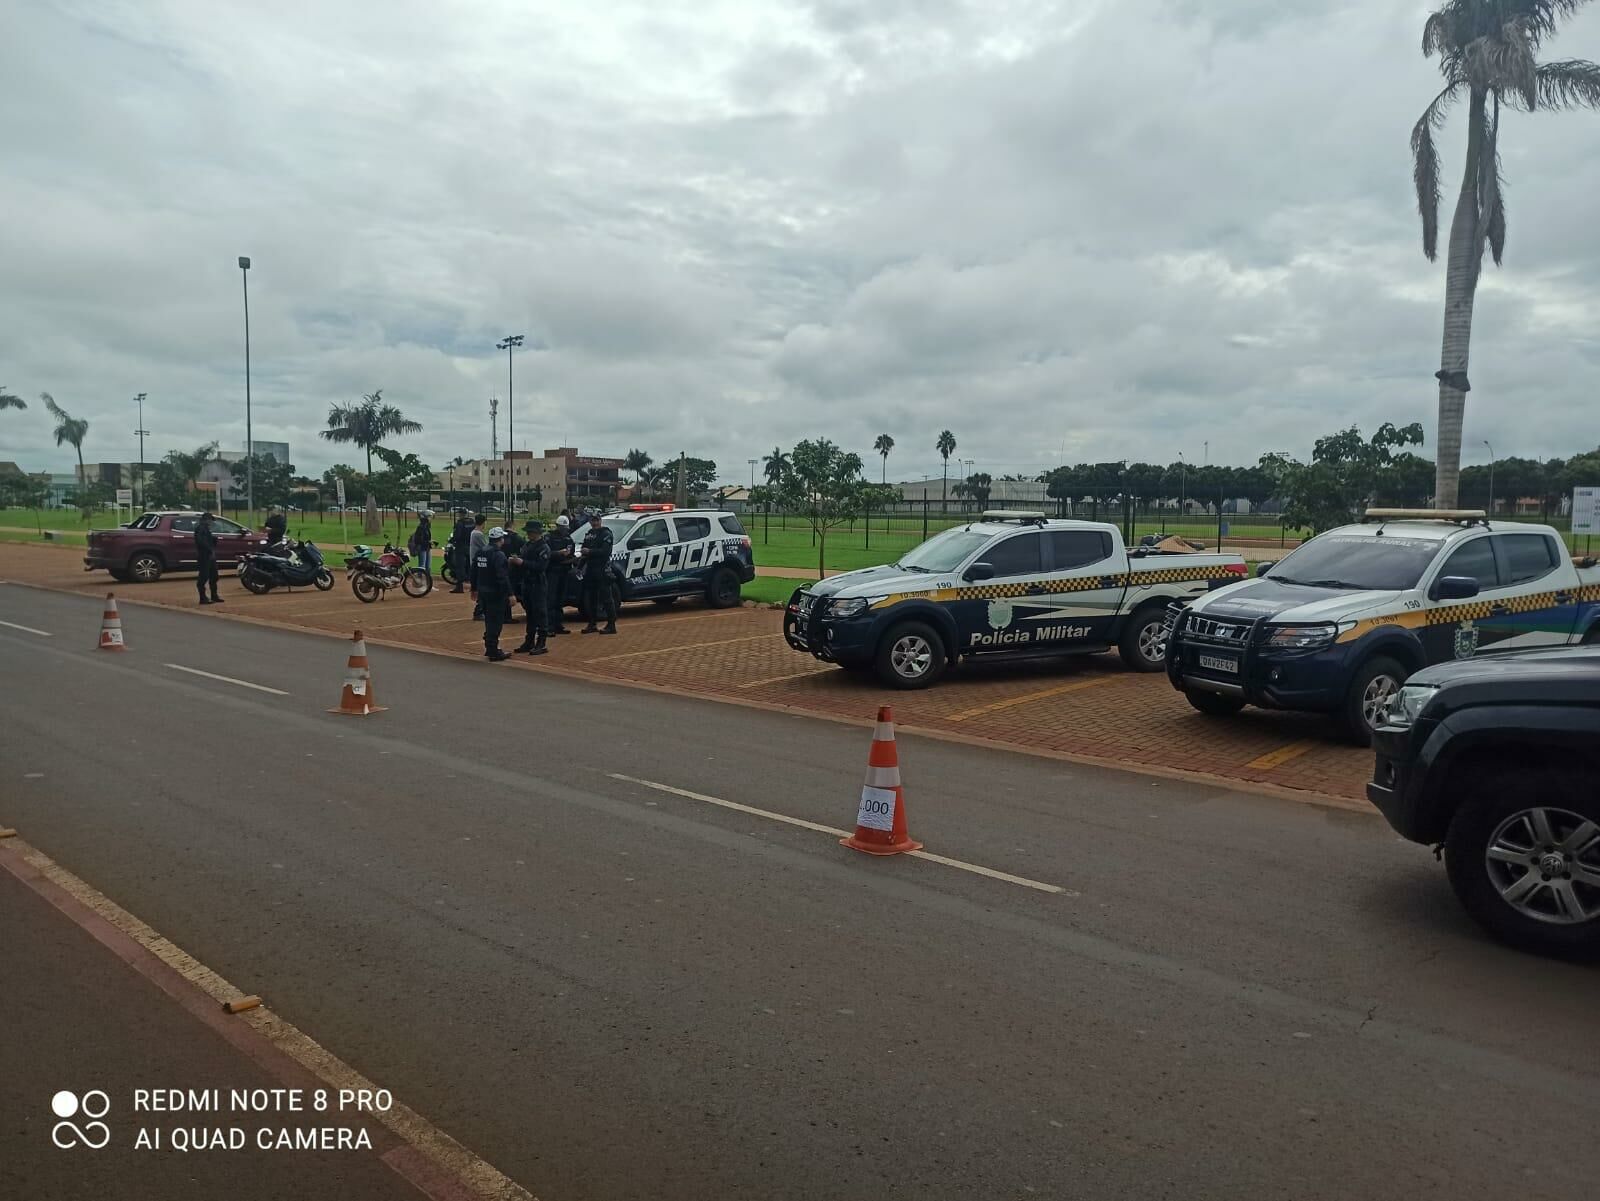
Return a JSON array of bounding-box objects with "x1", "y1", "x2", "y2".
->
[
  {"x1": 871, "y1": 564, "x2": 1236, "y2": 610},
  {"x1": 1340, "y1": 578, "x2": 1600, "y2": 642}
]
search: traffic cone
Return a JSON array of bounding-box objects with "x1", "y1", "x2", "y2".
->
[
  {"x1": 327, "y1": 629, "x2": 387, "y2": 716},
  {"x1": 97, "y1": 593, "x2": 127, "y2": 652},
  {"x1": 841, "y1": 705, "x2": 922, "y2": 856}
]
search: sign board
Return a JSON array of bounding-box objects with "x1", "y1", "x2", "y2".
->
[
  {"x1": 335, "y1": 478, "x2": 347, "y2": 508},
  {"x1": 115, "y1": 488, "x2": 133, "y2": 506},
  {"x1": 1573, "y1": 487, "x2": 1600, "y2": 535}
]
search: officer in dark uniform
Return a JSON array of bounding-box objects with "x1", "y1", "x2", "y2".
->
[
  {"x1": 500, "y1": 524, "x2": 527, "y2": 624},
  {"x1": 194, "y1": 511, "x2": 223, "y2": 605},
  {"x1": 474, "y1": 527, "x2": 513, "y2": 661},
  {"x1": 263, "y1": 507, "x2": 287, "y2": 548},
  {"x1": 578, "y1": 512, "x2": 617, "y2": 635},
  {"x1": 448, "y1": 511, "x2": 474, "y2": 592},
  {"x1": 513, "y1": 521, "x2": 551, "y2": 655},
  {"x1": 546, "y1": 516, "x2": 575, "y2": 634}
]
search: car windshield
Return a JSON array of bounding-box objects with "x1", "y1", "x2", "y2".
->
[
  {"x1": 1268, "y1": 534, "x2": 1442, "y2": 591},
  {"x1": 897, "y1": 527, "x2": 996, "y2": 573}
]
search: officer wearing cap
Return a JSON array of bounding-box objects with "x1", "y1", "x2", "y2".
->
[
  {"x1": 474, "y1": 527, "x2": 513, "y2": 661},
  {"x1": 194, "y1": 510, "x2": 223, "y2": 605},
  {"x1": 578, "y1": 511, "x2": 618, "y2": 634},
  {"x1": 546, "y1": 514, "x2": 575, "y2": 634},
  {"x1": 513, "y1": 520, "x2": 551, "y2": 655}
]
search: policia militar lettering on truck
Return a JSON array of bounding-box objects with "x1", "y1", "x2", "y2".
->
[
  {"x1": 1164, "y1": 509, "x2": 1600, "y2": 744},
  {"x1": 784, "y1": 511, "x2": 1247, "y2": 689}
]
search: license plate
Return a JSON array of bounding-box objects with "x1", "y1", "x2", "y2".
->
[{"x1": 1197, "y1": 653, "x2": 1238, "y2": 674}]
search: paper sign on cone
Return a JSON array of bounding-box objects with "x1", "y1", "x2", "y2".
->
[
  {"x1": 328, "y1": 629, "x2": 386, "y2": 716},
  {"x1": 841, "y1": 705, "x2": 922, "y2": 856}
]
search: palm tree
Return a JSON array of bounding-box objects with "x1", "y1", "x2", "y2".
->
[
  {"x1": 0, "y1": 388, "x2": 25, "y2": 413},
  {"x1": 624, "y1": 449, "x2": 653, "y2": 489},
  {"x1": 163, "y1": 442, "x2": 220, "y2": 499},
  {"x1": 42, "y1": 393, "x2": 89, "y2": 488},
  {"x1": 319, "y1": 390, "x2": 423, "y2": 497},
  {"x1": 936, "y1": 429, "x2": 957, "y2": 509},
  {"x1": 873, "y1": 433, "x2": 894, "y2": 483},
  {"x1": 1412, "y1": 1, "x2": 1600, "y2": 508},
  {"x1": 761, "y1": 447, "x2": 790, "y2": 485}
]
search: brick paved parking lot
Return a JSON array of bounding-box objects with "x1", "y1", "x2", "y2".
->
[{"x1": 3, "y1": 543, "x2": 1372, "y2": 807}]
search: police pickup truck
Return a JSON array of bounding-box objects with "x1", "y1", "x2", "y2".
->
[
  {"x1": 783, "y1": 512, "x2": 1247, "y2": 688},
  {"x1": 1165, "y1": 509, "x2": 1600, "y2": 743}
]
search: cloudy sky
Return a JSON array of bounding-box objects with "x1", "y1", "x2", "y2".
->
[{"x1": 4, "y1": 0, "x2": 1599, "y2": 485}]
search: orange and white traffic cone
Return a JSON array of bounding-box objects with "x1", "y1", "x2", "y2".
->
[
  {"x1": 97, "y1": 593, "x2": 127, "y2": 652},
  {"x1": 841, "y1": 705, "x2": 922, "y2": 856},
  {"x1": 327, "y1": 629, "x2": 387, "y2": 716}
]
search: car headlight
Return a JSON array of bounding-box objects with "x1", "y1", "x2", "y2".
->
[
  {"x1": 1262, "y1": 623, "x2": 1339, "y2": 649},
  {"x1": 829, "y1": 597, "x2": 870, "y2": 618},
  {"x1": 1385, "y1": 683, "x2": 1439, "y2": 728}
]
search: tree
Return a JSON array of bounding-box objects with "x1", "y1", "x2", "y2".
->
[
  {"x1": 952, "y1": 472, "x2": 992, "y2": 509},
  {"x1": 772, "y1": 439, "x2": 870, "y2": 578},
  {"x1": 229, "y1": 454, "x2": 294, "y2": 510},
  {"x1": 41, "y1": 393, "x2": 88, "y2": 491},
  {"x1": 319, "y1": 390, "x2": 423, "y2": 497},
  {"x1": 1278, "y1": 423, "x2": 1427, "y2": 533},
  {"x1": 163, "y1": 442, "x2": 220, "y2": 499},
  {"x1": 0, "y1": 388, "x2": 24, "y2": 413},
  {"x1": 370, "y1": 447, "x2": 435, "y2": 536},
  {"x1": 761, "y1": 446, "x2": 790, "y2": 486},
  {"x1": 936, "y1": 430, "x2": 957, "y2": 508},
  {"x1": 623, "y1": 449, "x2": 653, "y2": 488},
  {"x1": 1412, "y1": 1, "x2": 1600, "y2": 507},
  {"x1": 8, "y1": 475, "x2": 50, "y2": 531},
  {"x1": 66, "y1": 480, "x2": 114, "y2": 522},
  {"x1": 873, "y1": 433, "x2": 895, "y2": 483}
]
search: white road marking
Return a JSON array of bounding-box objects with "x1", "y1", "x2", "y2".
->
[
  {"x1": 607, "y1": 773, "x2": 1068, "y2": 895},
  {"x1": 0, "y1": 619, "x2": 52, "y2": 636},
  {"x1": 165, "y1": 664, "x2": 289, "y2": 695}
]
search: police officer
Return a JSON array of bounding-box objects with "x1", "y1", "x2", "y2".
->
[
  {"x1": 194, "y1": 510, "x2": 224, "y2": 605},
  {"x1": 578, "y1": 512, "x2": 617, "y2": 635},
  {"x1": 448, "y1": 511, "x2": 474, "y2": 592},
  {"x1": 501, "y1": 523, "x2": 527, "y2": 624},
  {"x1": 474, "y1": 527, "x2": 513, "y2": 661},
  {"x1": 513, "y1": 520, "x2": 551, "y2": 655},
  {"x1": 263, "y1": 506, "x2": 287, "y2": 548},
  {"x1": 468, "y1": 513, "x2": 489, "y2": 619},
  {"x1": 546, "y1": 515, "x2": 575, "y2": 634}
]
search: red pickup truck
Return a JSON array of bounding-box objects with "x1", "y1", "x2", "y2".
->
[{"x1": 84, "y1": 511, "x2": 262, "y2": 582}]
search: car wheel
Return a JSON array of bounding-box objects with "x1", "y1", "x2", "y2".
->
[
  {"x1": 128, "y1": 553, "x2": 163, "y2": 583},
  {"x1": 706, "y1": 567, "x2": 741, "y2": 609},
  {"x1": 652, "y1": 596, "x2": 680, "y2": 608},
  {"x1": 1117, "y1": 604, "x2": 1170, "y2": 672},
  {"x1": 1185, "y1": 689, "x2": 1245, "y2": 716},
  {"x1": 1445, "y1": 768, "x2": 1600, "y2": 958},
  {"x1": 874, "y1": 621, "x2": 947, "y2": 690},
  {"x1": 1336, "y1": 655, "x2": 1405, "y2": 747}
]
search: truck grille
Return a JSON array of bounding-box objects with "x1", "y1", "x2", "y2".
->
[{"x1": 1185, "y1": 615, "x2": 1251, "y2": 646}]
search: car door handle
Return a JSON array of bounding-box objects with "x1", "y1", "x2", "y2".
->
[{"x1": 1489, "y1": 603, "x2": 1508, "y2": 615}]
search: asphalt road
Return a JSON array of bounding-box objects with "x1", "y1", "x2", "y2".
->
[{"x1": 2, "y1": 582, "x2": 1597, "y2": 1201}]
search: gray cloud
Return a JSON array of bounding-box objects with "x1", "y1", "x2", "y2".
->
[{"x1": 3, "y1": 0, "x2": 1600, "y2": 489}]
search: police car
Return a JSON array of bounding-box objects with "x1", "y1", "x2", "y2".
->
[
  {"x1": 567, "y1": 505, "x2": 757, "y2": 612},
  {"x1": 1166, "y1": 509, "x2": 1600, "y2": 743},
  {"x1": 783, "y1": 512, "x2": 1247, "y2": 688}
]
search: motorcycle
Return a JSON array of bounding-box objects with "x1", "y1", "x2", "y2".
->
[
  {"x1": 345, "y1": 543, "x2": 432, "y2": 603},
  {"x1": 239, "y1": 539, "x2": 335, "y2": 594}
]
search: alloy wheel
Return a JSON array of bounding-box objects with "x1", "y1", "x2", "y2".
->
[{"x1": 1484, "y1": 807, "x2": 1600, "y2": 925}]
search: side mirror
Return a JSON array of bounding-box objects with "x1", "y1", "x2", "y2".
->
[
  {"x1": 1256, "y1": 562, "x2": 1274, "y2": 577},
  {"x1": 1433, "y1": 575, "x2": 1480, "y2": 601},
  {"x1": 965, "y1": 562, "x2": 996, "y2": 582}
]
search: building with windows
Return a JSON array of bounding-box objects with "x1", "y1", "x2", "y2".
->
[{"x1": 438, "y1": 449, "x2": 623, "y2": 511}]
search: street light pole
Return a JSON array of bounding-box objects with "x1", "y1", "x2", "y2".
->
[
  {"x1": 496, "y1": 335, "x2": 524, "y2": 514},
  {"x1": 238, "y1": 257, "x2": 254, "y2": 517},
  {"x1": 1483, "y1": 440, "x2": 1495, "y2": 516},
  {"x1": 748, "y1": 458, "x2": 757, "y2": 490},
  {"x1": 132, "y1": 393, "x2": 148, "y2": 508}
]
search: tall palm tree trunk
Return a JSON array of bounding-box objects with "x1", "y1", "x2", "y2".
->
[{"x1": 1434, "y1": 89, "x2": 1486, "y2": 511}]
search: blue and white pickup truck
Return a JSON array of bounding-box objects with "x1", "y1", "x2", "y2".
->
[
  {"x1": 784, "y1": 512, "x2": 1247, "y2": 688},
  {"x1": 1165, "y1": 510, "x2": 1600, "y2": 742}
]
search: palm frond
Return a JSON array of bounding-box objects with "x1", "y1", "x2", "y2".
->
[
  {"x1": 1481, "y1": 92, "x2": 1507, "y2": 265},
  {"x1": 41, "y1": 391, "x2": 66, "y2": 421},
  {"x1": 0, "y1": 389, "x2": 25, "y2": 411},
  {"x1": 1533, "y1": 57, "x2": 1600, "y2": 108},
  {"x1": 1411, "y1": 83, "x2": 1458, "y2": 261}
]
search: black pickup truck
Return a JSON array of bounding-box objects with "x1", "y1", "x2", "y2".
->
[{"x1": 1367, "y1": 645, "x2": 1600, "y2": 957}]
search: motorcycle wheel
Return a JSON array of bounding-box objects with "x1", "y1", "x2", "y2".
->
[
  {"x1": 402, "y1": 568, "x2": 432, "y2": 598},
  {"x1": 441, "y1": 561, "x2": 459, "y2": 587},
  {"x1": 352, "y1": 575, "x2": 381, "y2": 604},
  {"x1": 240, "y1": 571, "x2": 272, "y2": 596},
  {"x1": 314, "y1": 568, "x2": 335, "y2": 591}
]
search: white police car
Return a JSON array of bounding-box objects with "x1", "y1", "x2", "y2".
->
[{"x1": 566, "y1": 505, "x2": 757, "y2": 612}]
